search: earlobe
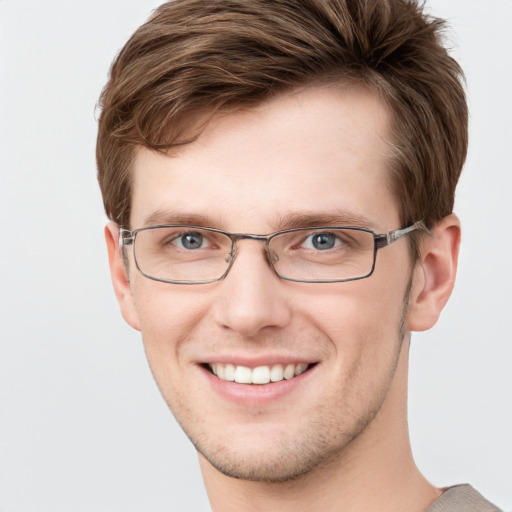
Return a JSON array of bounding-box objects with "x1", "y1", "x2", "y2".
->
[
  {"x1": 407, "y1": 214, "x2": 461, "y2": 332},
  {"x1": 105, "y1": 222, "x2": 141, "y2": 331}
]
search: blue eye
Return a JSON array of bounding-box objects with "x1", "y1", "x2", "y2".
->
[
  {"x1": 176, "y1": 232, "x2": 205, "y2": 250},
  {"x1": 302, "y1": 232, "x2": 340, "y2": 251},
  {"x1": 311, "y1": 233, "x2": 336, "y2": 250}
]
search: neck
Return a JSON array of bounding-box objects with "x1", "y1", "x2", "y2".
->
[{"x1": 199, "y1": 339, "x2": 440, "y2": 512}]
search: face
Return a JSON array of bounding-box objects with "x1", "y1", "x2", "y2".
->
[{"x1": 114, "y1": 86, "x2": 418, "y2": 482}]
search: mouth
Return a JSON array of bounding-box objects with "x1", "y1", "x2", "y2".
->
[{"x1": 204, "y1": 362, "x2": 316, "y2": 385}]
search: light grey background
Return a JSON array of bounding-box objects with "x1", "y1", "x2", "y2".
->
[{"x1": 1, "y1": 1, "x2": 511, "y2": 511}]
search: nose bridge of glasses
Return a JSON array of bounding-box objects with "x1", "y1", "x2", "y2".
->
[
  {"x1": 229, "y1": 233, "x2": 276, "y2": 267},
  {"x1": 232, "y1": 233, "x2": 269, "y2": 242}
]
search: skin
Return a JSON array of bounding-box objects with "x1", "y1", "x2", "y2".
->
[{"x1": 106, "y1": 86, "x2": 461, "y2": 512}]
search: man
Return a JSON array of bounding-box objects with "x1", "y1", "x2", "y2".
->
[{"x1": 96, "y1": 0, "x2": 502, "y2": 510}]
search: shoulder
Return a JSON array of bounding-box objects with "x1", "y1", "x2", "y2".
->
[{"x1": 425, "y1": 485, "x2": 503, "y2": 512}]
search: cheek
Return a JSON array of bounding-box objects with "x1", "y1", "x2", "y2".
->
[
  {"x1": 299, "y1": 278, "x2": 406, "y2": 340},
  {"x1": 133, "y1": 275, "x2": 206, "y2": 326},
  {"x1": 296, "y1": 277, "x2": 409, "y2": 382},
  {"x1": 132, "y1": 285, "x2": 209, "y2": 414},
  {"x1": 131, "y1": 280, "x2": 210, "y2": 369}
]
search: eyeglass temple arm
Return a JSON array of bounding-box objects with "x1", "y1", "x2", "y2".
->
[
  {"x1": 375, "y1": 220, "x2": 433, "y2": 249},
  {"x1": 119, "y1": 228, "x2": 134, "y2": 246}
]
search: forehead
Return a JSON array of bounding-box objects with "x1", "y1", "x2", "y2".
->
[{"x1": 130, "y1": 86, "x2": 398, "y2": 232}]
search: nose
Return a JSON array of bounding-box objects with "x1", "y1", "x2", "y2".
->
[{"x1": 212, "y1": 240, "x2": 292, "y2": 338}]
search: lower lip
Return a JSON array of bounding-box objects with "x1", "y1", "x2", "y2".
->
[{"x1": 199, "y1": 365, "x2": 316, "y2": 407}]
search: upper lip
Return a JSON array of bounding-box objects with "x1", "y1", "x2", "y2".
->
[{"x1": 198, "y1": 354, "x2": 318, "y2": 367}]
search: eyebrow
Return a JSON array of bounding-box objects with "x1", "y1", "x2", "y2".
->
[
  {"x1": 274, "y1": 211, "x2": 379, "y2": 231},
  {"x1": 141, "y1": 208, "x2": 379, "y2": 232},
  {"x1": 142, "y1": 209, "x2": 213, "y2": 227}
]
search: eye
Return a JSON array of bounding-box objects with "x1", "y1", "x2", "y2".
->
[
  {"x1": 302, "y1": 232, "x2": 341, "y2": 251},
  {"x1": 173, "y1": 231, "x2": 207, "y2": 250}
]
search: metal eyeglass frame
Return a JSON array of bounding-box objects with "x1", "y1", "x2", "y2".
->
[{"x1": 119, "y1": 220, "x2": 431, "y2": 285}]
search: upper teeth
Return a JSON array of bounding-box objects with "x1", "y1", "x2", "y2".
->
[{"x1": 209, "y1": 363, "x2": 309, "y2": 384}]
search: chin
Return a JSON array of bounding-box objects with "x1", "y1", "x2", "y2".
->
[
  {"x1": 199, "y1": 445, "x2": 342, "y2": 483},
  {"x1": 189, "y1": 417, "x2": 363, "y2": 483}
]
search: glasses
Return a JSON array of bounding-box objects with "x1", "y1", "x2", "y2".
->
[{"x1": 119, "y1": 221, "x2": 429, "y2": 285}]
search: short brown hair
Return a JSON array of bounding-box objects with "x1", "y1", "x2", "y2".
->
[{"x1": 96, "y1": 0, "x2": 468, "y2": 253}]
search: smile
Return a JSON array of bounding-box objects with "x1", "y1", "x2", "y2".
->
[{"x1": 207, "y1": 362, "x2": 313, "y2": 384}]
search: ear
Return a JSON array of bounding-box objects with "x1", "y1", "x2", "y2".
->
[
  {"x1": 407, "y1": 214, "x2": 461, "y2": 332},
  {"x1": 105, "y1": 222, "x2": 141, "y2": 331}
]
